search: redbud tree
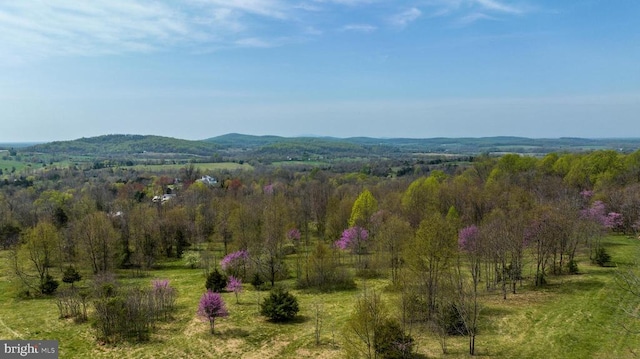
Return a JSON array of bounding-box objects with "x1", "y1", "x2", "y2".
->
[{"x1": 197, "y1": 290, "x2": 229, "y2": 334}]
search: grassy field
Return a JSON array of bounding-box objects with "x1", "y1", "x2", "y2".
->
[
  {"x1": 1, "y1": 236, "x2": 639, "y2": 358},
  {"x1": 126, "y1": 162, "x2": 254, "y2": 172},
  {"x1": 0, "y1": 159, "x2": 28, "y2": 174}
]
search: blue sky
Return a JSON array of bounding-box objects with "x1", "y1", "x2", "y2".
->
[{"x1": 0, "y1": 0, "x2": 639, "y2": 142}]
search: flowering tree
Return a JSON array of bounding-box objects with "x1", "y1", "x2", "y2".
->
[
  {"x1": 604, "y1": 212, "x2": 624, "y2": 231},
  {"x1": 220, "y1": 250, "x2": 249, "y2": 279},
  {"x1": 197, "y1": 290, "x2": 229, "y2": 334},
  {"x1": 287, "y1": 228, "x2": 301, "y2": 242},
  {"x1": 458, "y1": 224, "x2": 482, "y2": 288},
  {"x1": 335, "y1": 226, "x2": 369, "y2": 271},
  {"x1": 581, "y1": 200, "x2": 624, "y2": 262},
  {"x1": 226, "y1": 276, "x2": 243, "y2": 304},
  {"x1": 458, "y1": 225, "x2": 480, "y2": 253},
  {"x1": 335, "y1": 226, "x2": 369, "y2": 253}
]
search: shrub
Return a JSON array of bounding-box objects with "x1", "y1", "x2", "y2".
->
[
  {"x1": 205, "y1": 269, "x2": 228, "y2": 292},
  {"x1": 94, "y1": 287, "x2": 158, "y2": 343},
  {"x1": 374, "y1": 319, "x2": 414, "y2": 359},
  {"x1": 297, "y1": 242, "x2": 355, "y2": 292},
  {"x1": 151, "y1": 279, "x2": 177, "y2": 320},
  {"x1": 183, "y1": 251, "x2": 201, "y2": 269},
  {"x1": 535, "y1": 273, "x2": 547, "y2": 286},
  {"x1": 92, "y1": 278, "x2": 177, "y2": 343},
  {"x1": 443, "y1": 304, "x2": 468, "y2": 336},
  {"x1": 260, "y1": 286, "x2": 299, "y2": 322},
  {"x1": 56, "y1": 289, "x2": 82, "y2": 320},
  {"x1": 251, "y1": 272, "x2": 265, "y2": 290},
  {"x1": 40, "y1": 274, "x2": 59, "y2": 295},
  {"x1": 594, "y1": 247, "x2": 611, "y2": 266},
  {"x1": 567, "y1": 259, "x2": 579, "y2": 274},
  {"x1": 62, "y1": 266, "x2": 82, "y2": 288}
]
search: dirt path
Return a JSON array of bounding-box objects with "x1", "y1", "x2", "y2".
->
[{"x1": 0, "y1": 317, "x2": 23, "y2": 339}]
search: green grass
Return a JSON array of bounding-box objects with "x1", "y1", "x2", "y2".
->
[
  {"x1": 271, "y1": 161, "x2": 329, "y2": 167},
  {"x1": 125, "y1": 162, "x2": 253, "y2": 172},
  {"x1": 1, "y1": 236, "x2": 639, "y2": 358},
  {"x1": 0, "y1": 159, "x2": 28, "y2": 174}
]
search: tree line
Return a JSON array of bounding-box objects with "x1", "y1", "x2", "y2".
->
[{"x1": 1, "y1": 149, "x2": 639, "y2": 355}]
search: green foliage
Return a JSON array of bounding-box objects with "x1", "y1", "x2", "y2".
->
[
  {"x1": 205, "y1": 269, "x2": 228, "y2": 292},
  {"x1": 40, "y1": 274, "x2": 59, "y2": 295},
  {"x1": 297, "y1": 242, "x2": 355, "y2": 292},
  {"x1": 594, "y1": 247, "x2": 611, "y2": 266},
  {"x1": 92, "y1": 280, "x2": 177, "y2": 343},
  {"x1": 62, "y1": 266, "x2": 82, "y2": 287},
  {"x1": 183, "y1": 251, "x2": 201, "y2": 269},
  {"x1": 443, "y1": 303, "x2": 468, "y2": 336},
  {"x1": 567, "y1": 259, "x2": 579, "y2": 274},
  {"x1": 349, "y1": 189, "x2": 378, "y2": 228},
  {"x1": 260, "y1": 287, "x2": 299, "y2": 322},
  {"x1": 251, "y1": 272, "x2": 265, "y2": 290},
  {"x1": 343, "y1": 289, "x2": 387, "y2": 358},
  {"x1": 28, "y1": 134, "x2": 221, "y2": 157},
  {"x1": 374, "y1": 319, "x2": 414, "y2": 359},
  {"x1": 401, "y1": 176, "x2": 441, "y2": 227}
]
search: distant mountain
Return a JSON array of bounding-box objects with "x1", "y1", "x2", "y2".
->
[
  {"x1": 26, "y1": 134, "x2": 221, "y2": 157},
  {"x1": 20, "y1": 134, "x2": 640, "y2": 161},
  {"x1": 204, "y1": 133, "x2": 287, "y2": 148},
  {"x1": 205, "y1": 133, "x2": 391, "y2": 157},
  {"x1": 206, "y1": 134, "x2": 640, "y2": 155}
]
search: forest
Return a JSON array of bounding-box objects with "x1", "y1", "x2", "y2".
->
[{"x1": 1, "y1": 142, "x2": 640, "y2": 358}]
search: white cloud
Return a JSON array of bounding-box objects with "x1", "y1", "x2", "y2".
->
[
  {"x1": 0, "y1": 1, "x2": 199, "y2": 59},
  {"x1": 474, "y1": 0, "x2": 523, "y2": 14},
  {"x1": 341, "y1": 24, "x2": 377, "y2": 33},
  {"x1": 0, "y1": 0, "x2": 535, "y2": 63},
  {"x1": 190, "y1": 0, "x2": 288, "y2": 19},
  {"x1": 235, "y1": 37, "x2": 275, "y2": 48},
  {"x1": 389, "y1": 8, "x2": 422, "y2": 28},
  {"x1": 455, "y1": 12, "x2": 497, "y2": 26},
  {"x1": 425, "y1": 0, "x2": 529, "y2": 22},
  {"x1": 313, "y1": 0, "x2": 377, "y2": 5},
  {"x1": 0, "y1": 0, "x2": 299, "y2": 61}
]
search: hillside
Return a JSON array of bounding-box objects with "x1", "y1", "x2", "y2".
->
[
  {"x1": 206, "y1": 134, "x2": 640, "y2": 156},
  {"x1": 26, "y1": 134, "x2": 221, "y2": 157},
  {"x1": 15, "y1": 134, "x2": 640, "y2": 166}
]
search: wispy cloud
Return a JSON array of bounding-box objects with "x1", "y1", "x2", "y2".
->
[
  {"x1": 454, "y1": 12, "x2": 498, "y2": 26},
  {"x1": 0, "y1": 0, "x2": 349, "y2": 61},
  {"x1": 389, "y1": 7, "x2": 422, "y2": 28},
  {"x1": 474, "y1": 0, "x2": 523, "y2": 15},
  {"x1": 0, "y1": 1, "x2": 203, "y2": 59},
  {"x1": 340, "y1": 24, "x2": 377, "y2": 33},
  {"x1": 235, "y1": 37, "x2": 275, "y2": 48},
  {"x1": 190, "y1": 0, "x2": 289, "y2": 20},
  {"x1": 426, "y1": 0, "x2": 530, "y2": 25},
  {"x1": 0, "y1": 0, "x2": 537, "y2": 62}
]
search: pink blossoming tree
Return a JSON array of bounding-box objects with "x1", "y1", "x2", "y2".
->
[
  {"x1": 197, "y1": 290, "x2": 229, "y2": 334},
  {"x1": 226, "y1": 276, "x2": 243, "y2": 304}
]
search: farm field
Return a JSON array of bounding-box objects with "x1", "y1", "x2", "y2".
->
[
  {"x1": 1, "y1": 235, "x2": 638, "y2": 359},
  {"x1": 125, "y1": 162, "x2": 254, "y2": 172}
]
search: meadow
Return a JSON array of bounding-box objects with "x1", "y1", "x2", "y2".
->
[{"x1": 1, "y1": 235, "x2": 638, "y2": 359}]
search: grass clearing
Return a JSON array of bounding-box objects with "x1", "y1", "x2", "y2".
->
[
  {"x1": 125, "y1": 162, "x2": 253, "y2": 172},
  {"x1": 1, "y1": 236, "x2": 639, "y2": 358}
]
